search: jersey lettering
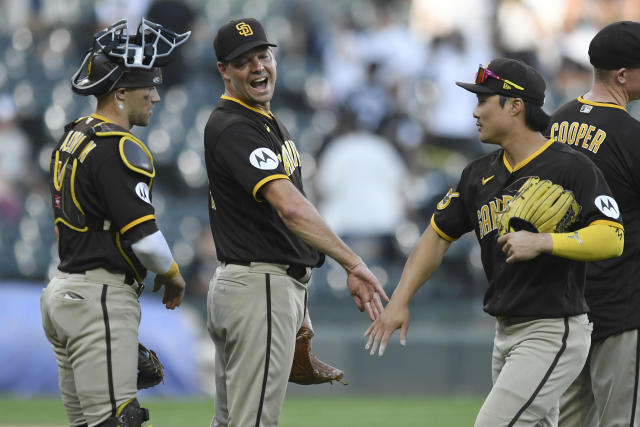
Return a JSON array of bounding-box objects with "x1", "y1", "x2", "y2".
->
[
  {"x1": 550, "y1": 121, "x2": 607, "y2": 154},
  {"x1": 477, "y1": 195, "x2": 513, "y2": 239},
  {"x1": 59, "y1": 130, "x2": 87, "y2": 155},
  {"x1": 281, "y1": 139, "x2": 300, "y2": 176}
]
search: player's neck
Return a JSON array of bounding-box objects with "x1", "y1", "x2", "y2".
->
[
  {"x1": 95, "y1": 104, "x2": 131, "y2": 130},
  {"x1": 583, "y1": 82, "x2": 628, "y2": 107},
  {"x1": 502, "y1": 129, "x2": 548, "y2": 168}
]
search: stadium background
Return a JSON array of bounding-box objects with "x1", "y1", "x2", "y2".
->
[{"x1": 1, "y1": 0, "x2": 639, "y2": 424}]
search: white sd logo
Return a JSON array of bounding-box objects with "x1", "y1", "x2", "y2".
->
[
  {"x1": 595, "y1": 195, "x2": 620, "y2": 219},
  {"x1": 249, "y1": 147, "x2": 279, "y2": 170},
  {"x1": 135, "y1": 182, "x2": 151, "y2": 204}
]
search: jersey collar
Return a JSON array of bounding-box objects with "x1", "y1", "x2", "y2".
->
[
  {"x1": 503, "y1": 138, "x2": 555, "y2": 173},
  {"x1": 90, "y1": 113, "x2": 113, "y2": 123},
  {"x1": 577, "y1": 96, "x2": 627, "y2": 111},
  {"x1": 221, "y1": 95, "x2": 274, "y2": 119}
]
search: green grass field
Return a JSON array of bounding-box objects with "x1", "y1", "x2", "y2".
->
[{"x1": 0, "y1": 395, "x2": 483, "y2": 426}]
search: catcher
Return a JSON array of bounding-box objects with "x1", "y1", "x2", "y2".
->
[{"x1": 366, "y1": 58, "x2": 624, "y2": 426}]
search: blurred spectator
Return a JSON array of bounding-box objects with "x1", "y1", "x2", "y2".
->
[
  {"x1": 315, "y1": 111, "x2": 409, "y2": 262},
  {"x1": 0, "y1": 94, "x2": 31, "y2": 222},
  {"x1": 422, "y1": 30, "x2": 492, "y2": 156}
]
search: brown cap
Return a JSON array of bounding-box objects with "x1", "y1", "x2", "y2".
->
[{"x1": 213, "y1": 18, "x2": 277, "y2": 62}]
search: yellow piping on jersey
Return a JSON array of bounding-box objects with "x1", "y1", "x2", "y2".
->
[
  {"x1": 430, "y1": 215, "x2": 457, "y2": 242},
  {"x1": 70, "y1": 158, "x2": 86, "y2": 216},
  {"x1": 90, "y1": 113, "x2": 113, "y2": 123},
  {"x1": 115, "y1": 232, "x2": 143, "y2": 282},
  {"x1": 221, "y1": 94, "x2": 274, "y2": 118},
  {"x1": 252, "y1": 174, "x2": 290, "y2": 201},
  {"x1": 55, "y1": 217, "x2": 88, "y2": 232},
  {"x1": 503, "y1": 138, "x2": 555, "y2": 173},
  {"x1": 577, "y1": 97, "x2": 627, "y2": 111},
  {"x1": 53, "y1": 151, "x2": 68, "y2": 191},
  {"x1": 120, "y1": 214, "x2": 155, "y2": 235}
]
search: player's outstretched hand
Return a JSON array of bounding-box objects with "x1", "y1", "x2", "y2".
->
[
  {"x1": 497, "y1": 231, "x2": 552, "y2": 263},
  {"x1": 364, "y1": 299, "x2": 409, "y2": 357},
  {"x1": 346, "y1": 262, "x2": 389, "y2": 320},
  {"x1": 153, "y1": 272, "x2": 186, "y2": 310}
]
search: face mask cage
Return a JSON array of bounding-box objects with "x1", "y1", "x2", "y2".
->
[
  {"x1": 71, "y1": 18, "x2": 190, "y2": 95},
  {"x1": 94, "y1": 18, "x2": 191, "y2": 69}
]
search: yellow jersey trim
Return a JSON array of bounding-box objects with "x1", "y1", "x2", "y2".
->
[
  {"x1": 115, "y1": 233, "x2": 143, "y2": 282},
  {"x1": 577, "y1": 97, "x2": 627, "y2": 111},
  {"x1": 53, "y1": 152, "x2": 67, "y2": 191},
  {"x1": 503, "y1": 138, "x2": 555, "y2": 173},
  {"x1": 252, "y1": 174, "x2": 290, "y2": 201},
  {"x1": 90, "y1": 113, "x2": 113, "y2": 123},
  {"x1": 120, "y1": 214, "x2": 155, "y2": 235},
  {"x1": 430, "y1": 215, "x2": 457, "y2": 242},
  {"x1": 55, "y1": 217, "x2": 88, "y2": 232},
  {"x1": 221, "y1": 94, "x2": 273, "y2": 119},
  {"x1": 70, "y1": 159, "x2": 86, "y2": 215}
]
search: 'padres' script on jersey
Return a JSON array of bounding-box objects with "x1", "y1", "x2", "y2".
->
[{"x1": 477, "y1": 195, "x2": 513, "y2": 239}]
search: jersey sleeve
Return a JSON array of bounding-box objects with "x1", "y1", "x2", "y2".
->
[
  {"x1": 431, "y1": 167, "x2": 474, "y2": 241},
  {"x1": 215, "y1": 121, "x2": 290, "y2": 200},
  {"x1": 572, "y1": 162, "x2": 623, "y2": 229},
  {"x1": 92, "y1": 145, "x2": 158, "y2": 236}
]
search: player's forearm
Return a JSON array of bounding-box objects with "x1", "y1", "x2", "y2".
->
[
  {"x1": 131, "y1": 230, "x2": 181, "y2": 277},
  {"x1": 278, "y1": 197, "x2": 361, "y2": 269},
  {"x1": 392, "y1": 226, "x2": 451, "y2": 305},
  {"x1": 551, "y1": 222, "x2": 624, "y2": 261}
]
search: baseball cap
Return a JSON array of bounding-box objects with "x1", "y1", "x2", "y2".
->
[
  {"x1": 589, "y1": 21, "x2": 640, "y2": 69},
  {"x1": 455, "y1": 58, "x2": 546, "y2": 106},
  {"x1": 214, "y1": 18, "x2": 277, "y2": 62}
]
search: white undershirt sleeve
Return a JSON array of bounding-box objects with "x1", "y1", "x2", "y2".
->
[{"x1": 131, "y1": 230, "x2": 174, "y2": 274}]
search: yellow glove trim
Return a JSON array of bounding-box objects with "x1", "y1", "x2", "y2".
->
[{"x1": 551, "y1": 222, "x2": 624, "y2": 261}]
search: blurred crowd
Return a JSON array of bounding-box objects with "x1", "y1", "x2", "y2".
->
[{"x1": 1, "y1": 0, "x2": 639, "y2": 315}]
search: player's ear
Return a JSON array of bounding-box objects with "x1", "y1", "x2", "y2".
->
[
  {"x1": 616, "y1": 68, "x2": 627, "y2": 85},
  {"x1": 509, "y1": 98, "x2": 524, "y2": 116},
  {"x1": 217, "y1": 61, "x2": 229, "y2": 79}
]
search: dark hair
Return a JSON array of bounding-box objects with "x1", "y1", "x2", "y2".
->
[{"x1": 499, "y1": 95, "x2": 549, "y2": 132}]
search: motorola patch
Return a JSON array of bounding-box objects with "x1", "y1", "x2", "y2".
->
[
  {"x1": 249, "y1": 147, "x2": 279, "y2": 170},
  {"x1": 135, "y1": 182, "x2": 152, "y2": 204},
  {"x1": 595, "y1": 195, "x2": 620, "y2": 219}
]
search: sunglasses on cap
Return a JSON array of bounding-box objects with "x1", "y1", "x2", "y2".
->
[{"x1": 475, "y1": 65, "x2": 524, "y2": 91}]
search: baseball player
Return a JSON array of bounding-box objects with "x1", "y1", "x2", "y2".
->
[
  {"x1": 40, "y1": 19, "x2": 189, "y2": 427},
  {"x1": 548, "y1": 21, "x2": 640, "y2": 426},
  {"x1": 204, "y1": 18, "x2": 388, "y2": 427},
  {"x1": 365, "y1": 58, "x2": 624, "y2": 426}
]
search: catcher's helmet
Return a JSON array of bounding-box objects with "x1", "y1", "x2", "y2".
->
[{"x1": 71, "y1": 18, "x2": 190, "y2": 96}]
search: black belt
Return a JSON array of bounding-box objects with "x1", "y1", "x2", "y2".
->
[{"x1": 225, "y1": 261, "x2": 309, "y2": 281}]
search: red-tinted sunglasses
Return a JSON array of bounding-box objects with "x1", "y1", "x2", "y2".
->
[{"x1": 475, "y1": 65, "x2": 524, "y2": 90}]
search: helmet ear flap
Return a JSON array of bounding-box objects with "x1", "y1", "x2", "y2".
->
[{"x1": 71, "y1": 52, "x2": 124, "y2": 96}]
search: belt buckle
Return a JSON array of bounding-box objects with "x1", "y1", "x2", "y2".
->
[{"x1": 135, "y1": 282, "x2": 145, "y2": 297}]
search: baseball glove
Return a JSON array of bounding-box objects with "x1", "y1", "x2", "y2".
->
[
  {"x1": 289, "y1": 326, "x2": 346, "y2": 385},
  {"x1": 137, "y1": 342, "x2": 164, "y2": 390},
  {"x1": 496, "y1": 177, "x2": 581, "y2": 236}
]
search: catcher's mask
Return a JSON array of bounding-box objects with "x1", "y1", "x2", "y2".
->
[{"x1": 71, "y1": 18, "x2": 190, "y2": 96}]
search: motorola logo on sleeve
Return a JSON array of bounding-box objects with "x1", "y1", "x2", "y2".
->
[
  {"x1": 135, "y1": 182, "x2": 152, "y2": 204},
  {"x1": 595, "y1": 195, "x2": 620, "y2": 219},
  {"x1": 249, "y1": 147, "x2": 279, "y2": 170}
]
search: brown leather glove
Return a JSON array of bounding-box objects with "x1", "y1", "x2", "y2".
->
[{"x1": 289, "y1": 326, "x2": 346, "y2": 385}]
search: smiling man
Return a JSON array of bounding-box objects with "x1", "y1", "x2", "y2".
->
[
  {"x1": 203, "y1": 17, "x2": 388, "y2": 427},
  {"x1": 365, "y1": 58, "x2": 625, "y2": 426}
]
